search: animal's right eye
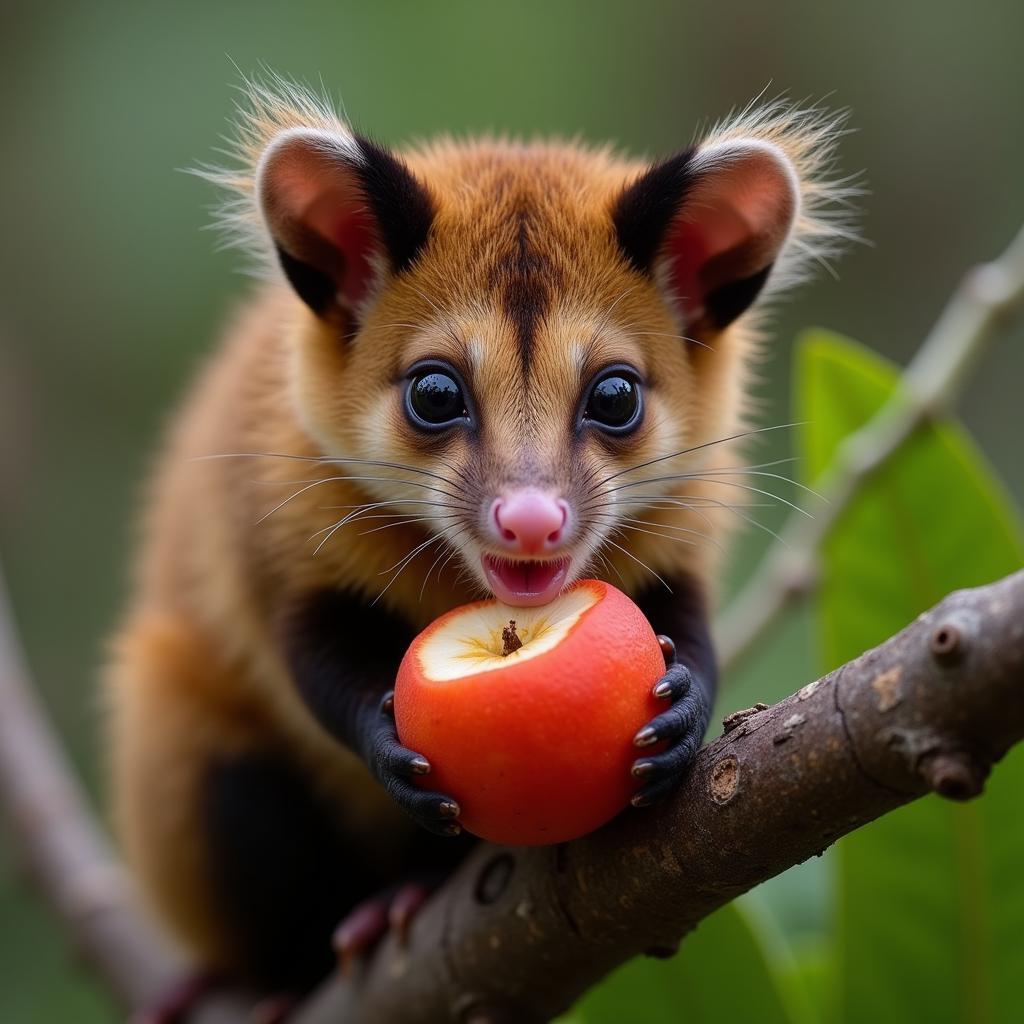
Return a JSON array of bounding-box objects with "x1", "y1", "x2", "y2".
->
[{"x1": 406, "y1": 367, "x2": 469, "y2": 429}]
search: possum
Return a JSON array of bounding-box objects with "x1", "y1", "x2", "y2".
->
[{"x1": 105, "y1": 78, "x2": 855, "y2": 1003}]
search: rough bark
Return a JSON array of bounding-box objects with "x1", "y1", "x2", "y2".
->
[
  {"x1": 292, "y1": 569, "x2": 1024, "y2": 1024},
  {"x1": 3, "y1": 567, "x2": 1023, "y2": 1023}
]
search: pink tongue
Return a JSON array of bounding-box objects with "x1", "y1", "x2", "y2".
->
[
  {"x1": 496, "y1": 560, "x2": 558, "y2": 593},
  {"x1": 484, "y1": 556, "x2": 569, "y2": 606}
]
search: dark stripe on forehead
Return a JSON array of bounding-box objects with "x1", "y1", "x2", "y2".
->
[{"x1": 488, "y1": 205, "x2": 561, "y2": 373}]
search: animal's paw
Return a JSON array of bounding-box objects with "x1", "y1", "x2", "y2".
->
[
  {"x1": 130, "y1": 972, "x2": 222, "y2": 1024},
  {"x1": 629, "y1": 636, "x2": 712, "y2": 807},
  {"x1": 332, "y1": 881, "x2": 435, "y2": 972},
  {"x1": 361, "y1": 690, "x2": 462, "y2": 836}
]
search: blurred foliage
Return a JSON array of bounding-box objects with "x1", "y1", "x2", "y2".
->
[
  {"x1": 565, "y1": 332, "x2": 1024, "y2": 1023},
  {"x1": 1, "y1": 1, "x2": 1022, "y2": 1020},
  {"x1": 800, "y1": 334, "x2": 1024, "y2": 1024},
  {"x1": 569, "y1": 902, "x2": 806, "y2": 1024}
]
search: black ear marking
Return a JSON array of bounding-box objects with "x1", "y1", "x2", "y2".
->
[
  {"x1": 613, "y1": 148, "x2": 696, "y2": 274},
  {"x1": 615, "y1": 142, "x2": 796, "y2": 332},
  {"x1": 275, "y1": 243, "x2": 337, "y2": 317},
  {"x1": 263, "y1": 132, "x2": 435, "y2": 321},
  {"x1": 704, "y1": 264, "x2": 773, "y2": 330},
  {"x1": 352, "y1": 135, "x2": 435, "y2": 273}
]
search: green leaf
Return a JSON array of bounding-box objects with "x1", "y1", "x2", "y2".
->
[
  {"x1": 572, "y1": 902, "x2": 803, "y2": 1024},
  {"x1": 784, "y1": 939, "x2": 836, "y2": 1024},
  {"x1": 796, "y1": 329, "x2": 1024, "y2": 1024}
]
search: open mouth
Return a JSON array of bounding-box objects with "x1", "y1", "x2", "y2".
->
[{"x1": 481, "y1": 554, "x2": 571, "y2": 607}]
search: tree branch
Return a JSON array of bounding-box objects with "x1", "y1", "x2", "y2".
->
[
  {"x1": 715, "y1": 224, "x2": 1024, "y2": 672},
  {"x1": 293, "y1": 569, "x2": 1024, "y2": 1024},
  {"x1": 0, "y1": 563, "x2": 185, "y2": 1009},
  {"x1": 0, "y1": 229, "x2": 1020, "y2": 1022},
  {"x1": 0, "y1": 562, "x2": 265, "y2": 1023}
]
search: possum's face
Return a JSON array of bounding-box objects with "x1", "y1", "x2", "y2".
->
[
  {"x1": 250, "y1": 107, "x2": 847, "y2": 604},
  {"x1": 348, "y1": 281, "x2": 698, "y2": 606}
]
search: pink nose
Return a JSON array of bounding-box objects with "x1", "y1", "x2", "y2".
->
[{"x1": 491, "y1": 490, "x2": 570, "y2": 555}]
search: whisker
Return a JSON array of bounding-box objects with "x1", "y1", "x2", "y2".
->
[
  {"x1": 679, "y1": 466, "x2": 824, "y2": 503},
  {"x1": 624, "y1": 328, "x2": 714, "y2": 352},
  {"x1": 597, "y1": 520, "x2": 701, "y2": 550},
  {"x1": 589, "y1": 512, "x2": 720, "y2": 550},
  {"x1": 199, "y1": 449, "x2": 474, "y2": 490},
  {"x1": 418, "y1": 528, "x2": 470, "y2": 601},
  {"x1": 379, "y1": 528, "x2": 454, "y2": 575},
  {"x1": 609, "y1": 493, "x2": 788, "y2": 545},
  {"x1": 580, "y1": 456, "x2": 802, "y2": 507},
  {"x1": 373, "y1": 524, "x2": 463, "y2": 606},
  {"x1": 595, "y1": 283, "x2": 641, "y2": 336},
  {"x1": 307, "y1": 502, "x2": 455, "y2": 552},
  {"x1": 611, "y1": 495, "x2": 772, "y2": 511},
  {"x1": 577, "y1": 493, "x2": 717, "y2": 530},
  {"x1": 591, "y1": 423, "x2": 805, "y2": 491},
  {"x1": 719, "y1": 505, "x2": 790, "y2": 547},
  {"x1": 409, "y1": 286, "x2": 464, "y2": 350},
  {"x1": 319, "y1": 498, "x2": 466, "y2": 512},
  {"x1": 257, "y1": 477, "x2": 345, "y2": 525},
  {"x1": 308, "y1": 502, "x2": 406, "y2": 554},
  {"x1": 196, "y1": 450, "x2": 463, "y2": 487},
  {"x1": 589, "y1": 547, "x2": 626, "y2": 588},
  {"x1": 358, "y1": 513, "x2": 460, "y2": 537},
  {"x1": 253, "y1": 471, "x2": 468, "y2": 503},
  {"x1": 603, "y1": 474, "x2": 812, "y2": 517},
  {"x1": 600, "y1": 536, "x2": 673, "y2": 593}
]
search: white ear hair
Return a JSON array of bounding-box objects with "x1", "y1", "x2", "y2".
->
[
  {"x1": 693, "y1": 99, "x2": 863, "y2": 302},
  {"x1": 192, "y1": 72, "x2": 359, "y2": 278},
  {"x1": 195, "y1": 74, "x2": 434, "y2": 318},
  {"x1": 685, "y1": 138, "x2": 802, "y2": 245},
  {"x1": 255, "y1": 127, "x2": 365, "y2": 213},
  {"x1": 615, "y1": 99, "x2": 861, "y2": 330},
  {"x1": 643, "y1": 139, "x2": 800, "y2": 328},
  {"x1": 252, "y1": 126, "x2": 385, "y2": 313},
  {"x1": 254, "y1": 126, "x2": 366, "y2": 256}
]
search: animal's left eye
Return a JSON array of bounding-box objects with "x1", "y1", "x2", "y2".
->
[{"x1": 584, "y1": 372, "x2": 642, "y2": 433}]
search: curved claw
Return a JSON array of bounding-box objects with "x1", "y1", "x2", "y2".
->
[
  {"x1": 652, "y1": 661, "x2": 693, "y2": 701},
  {"x1": 631, "y1": 659, "x2": 712, "y2": 806},
  {"x1": 361, "y1": 706, "x2": 462, "y2": 834}
]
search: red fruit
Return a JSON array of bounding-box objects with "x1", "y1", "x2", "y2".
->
[{"x1": 394, "y1": 580, "x2": 664, "y2": 845}]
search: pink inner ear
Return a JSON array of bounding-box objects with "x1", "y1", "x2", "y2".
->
[
  {"x1": 328, "y1": 210, "x2": 377, "y2": 308},
  {"x1": 260, "y1": 134, "x2": 384, "y2": 311},
  {"x1": 300, "y1": 181, "x2": 382, "y2": 310},
  {"x1": 665, "y1": 214, "x2": 744, "y2": 322},
  {"x1": 660, "y1": 147, "x2": 798, "y2": 324}
]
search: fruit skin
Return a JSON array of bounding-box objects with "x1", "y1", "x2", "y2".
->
[{"x1": 394, "y1": 580, "x2": 665, "y2": 845}]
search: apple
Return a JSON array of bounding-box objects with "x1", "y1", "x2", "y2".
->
[{"x1": 394, "y1": 580, "x2": 665, "y2": 845}]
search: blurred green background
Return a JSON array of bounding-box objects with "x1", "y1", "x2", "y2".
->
[{"x1": 1, "y1": 1, "x2": 1022, "y2": 1021}]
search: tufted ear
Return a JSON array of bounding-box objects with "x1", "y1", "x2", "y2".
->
[
  {"x1": 615, "y1": 139, "x2": 800, "y2": 332},
  {"x1": 256, "y1": 128, "x2": 434, "y2": 319}
]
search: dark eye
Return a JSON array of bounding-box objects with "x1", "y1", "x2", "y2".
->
[
  {"x1": 584, "y1": 373, "x2": 642, "y2": 432},
  {"x1": 407, "y1": 370, "x2": 467, "y2": 428}
]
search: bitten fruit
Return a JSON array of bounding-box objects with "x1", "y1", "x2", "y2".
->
[{"x1": 394, "y1": 580, "x2": 665, "y2": 845}]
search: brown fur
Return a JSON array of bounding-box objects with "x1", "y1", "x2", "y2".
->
[{"x1": 107, "y1": 81, "x2": 855, "y2": 970}]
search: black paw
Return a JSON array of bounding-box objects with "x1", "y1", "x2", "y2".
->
[
  {"x1": 360, "y1": 691, "x2": 462, "y2": 836},
  {"x1": 629, "y1": 637, "x2": 712, "y2": 807}
]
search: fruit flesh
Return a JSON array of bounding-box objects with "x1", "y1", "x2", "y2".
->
[
  {"x1": 394, "y1": 581, "x2": 665, "y2": 845},
  {"x1": 414, "y1": 584, "x2": 598, "y2": 681}
]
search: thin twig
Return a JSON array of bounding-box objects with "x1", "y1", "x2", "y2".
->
[
  {"x1": 715, "y1": 224, "x2": 1024, "y2": 672},
  {"x1": 0, "y1": 563, "x2": 253, "y2": 1022},
  {"x1": 0, "y1": 562, "x2": 184, "y2": 1010}
]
